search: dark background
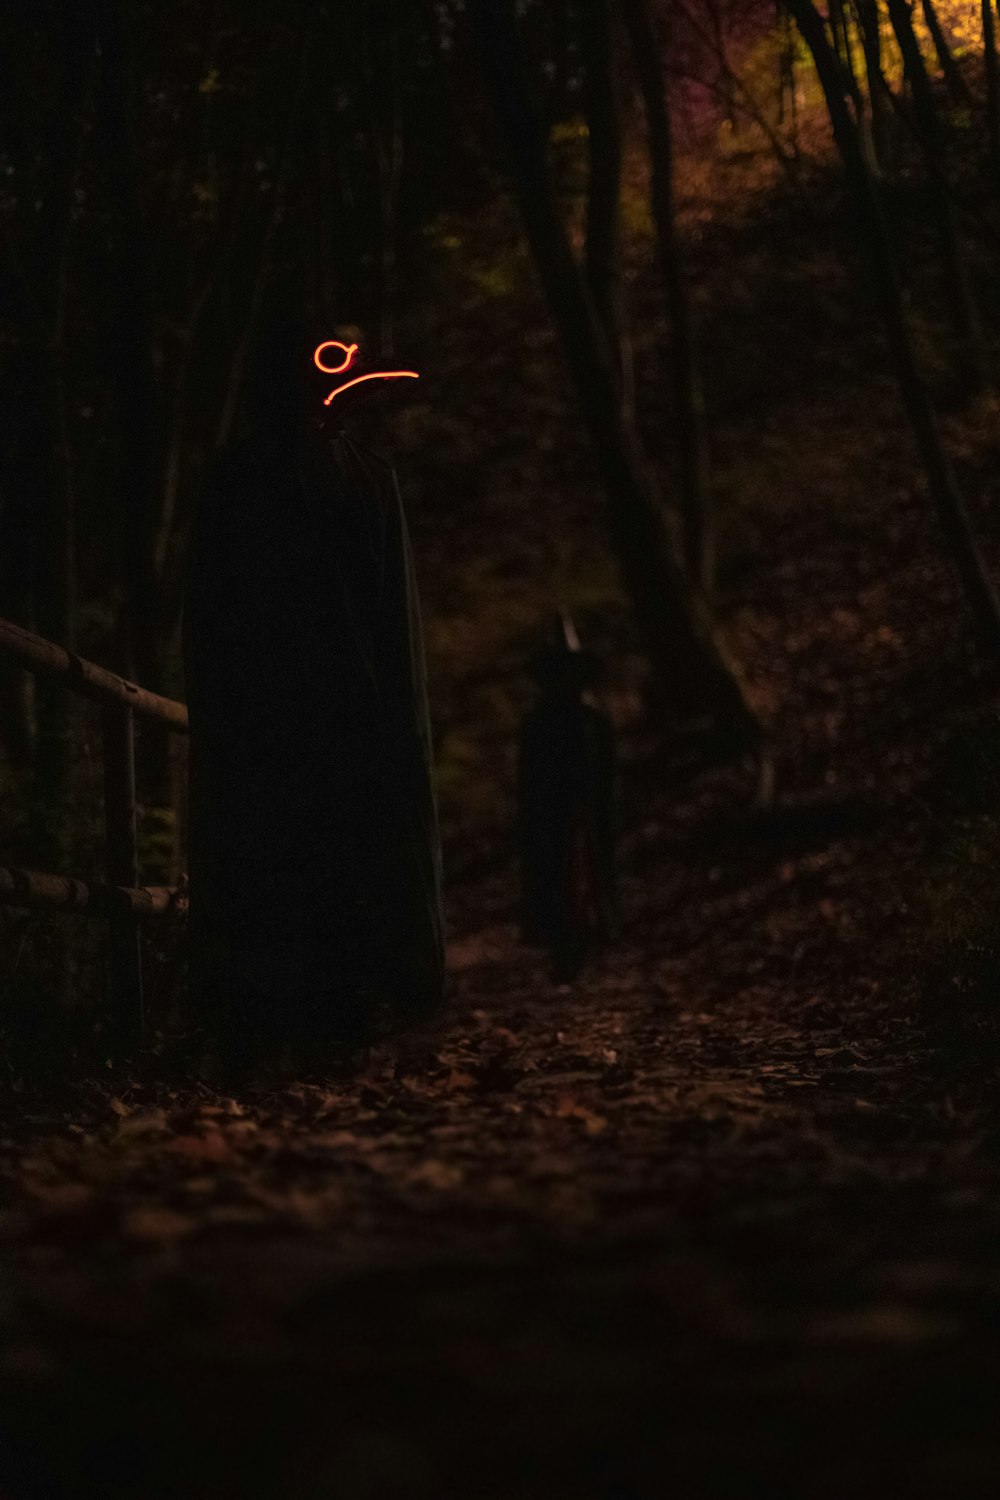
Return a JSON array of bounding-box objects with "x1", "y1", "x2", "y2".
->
[{"x1": 3, "y1": 4, "x2": 1000, "y2": 1495}]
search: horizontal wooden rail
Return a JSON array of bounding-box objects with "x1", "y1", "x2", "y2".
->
[
  {"x1": 0, "y1": 613, "x2": 191, "y2": 1046},
  {"x1": 0, "y1": 615, "x2": 188, "y2": 733},
  {"x1": 0, "y1": 865, "x2": 186, "y2": 919}
]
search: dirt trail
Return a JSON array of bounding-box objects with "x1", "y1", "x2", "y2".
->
[{"x1": 2, "y1": 791, "x2": 999, "y2": 1497}]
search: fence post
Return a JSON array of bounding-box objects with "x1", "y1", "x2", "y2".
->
[{"x1": 102, "y1": 702, "x2": 143, "y2": 1048}]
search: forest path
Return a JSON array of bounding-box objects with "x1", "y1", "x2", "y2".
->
[
  {"x1": 5, "y1": 482, "x2": 1000, "y2": 1496},
  {"x1": 2, "y1": 769, "x2": 999, "y2": 1498}
]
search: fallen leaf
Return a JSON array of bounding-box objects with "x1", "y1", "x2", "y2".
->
[
  {"x1": 166, "y1": 1132, "x2": 232, "y2": 1164},
  {"x1": 117, "y1": 1108, "x2": 168, "y2": 1139},
  {"x1": 312, "y1": 1130, "x2": 368, "y2": 1151},
  {"x1": 554, "y1": 1097, "x2": 608, "y2": 1135},
  {"x1": 812, "y1": 1304, "x2": 956, "y2": 1344},
  {"x1": 204, "y1": 1205, "x2": 270, "y2": 1229},
  {"x1": 20, "y1": 1180, "x2": 93, "y2": 1212},
  {"x1": 406, "y1": 1159, "x2": 464, "y2": 1190},
  {"x1": 241, "y1": 1183, "x2": 337, "y2": 1226},
  {"x1": 121, "y1": 1206, "x2": 196, "y2": 1242}
]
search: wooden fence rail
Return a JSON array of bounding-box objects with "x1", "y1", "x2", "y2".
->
[
  {"x1": 0, "y1": 616, "x2": 189, "y2": 731},
  {"x1": 0, "y1": 615, "x2": 189, "y2": 1046}
]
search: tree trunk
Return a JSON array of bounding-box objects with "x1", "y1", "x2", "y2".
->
[
  {"x1": 706, "y1": 0, "x2": 739, "y2": 134},
  {"x1": 886, "y1": 0, "x2": 986, "y2": 391},
  {"x1": 31, "y1": 202, "x2": 79, "y2": 870},
  {"x1": 623, "y1": 0, "x2": 714, "y2": 597},
  {"x1": 855, "y1": 0, "x2": 896, "y2": 175},
  {"x1": 920, "y1": 0, "x2": 971, "y2": 106},
  {"x1": 212, "y1": 38, "x2": 309, "y2": 455},
  {"x1": 1, "y1": 360, "x2": 41, "y2": 781},
  {"x1": 778, "y1": 2, "x2": 801, "y2": 156},
  {"x1": 369, "y1": 20, "x2": 403, "y2": 359},
  {"x1": 469, "y1": 0, "x2": 757, "y2": 741},
  {"x1": 97, "y1": 0, "x2": 176, "y2": 878},
  {"x1": 830, "y1": 0, "x2": 880, "y2": 174},
  {"x1": 577, "y1": 0, "x2": 634, "y2": 420},
  {"x1": 984, "y1": 0, "x2": 1000, "y2": 193},
  {"x1": 14, "y1": 9, "x2": 89, "y2": 866},
  {"x1": 788, "y1": 0, "x2": 1000, "y2": 657}
]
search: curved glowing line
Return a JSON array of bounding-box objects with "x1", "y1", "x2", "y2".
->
[
  {"x1": 323, "y1": 370, "x2": 419, "y2": 406},
  {"x1": 313, "y1": 341, "x2": 359, "y2": 375}
]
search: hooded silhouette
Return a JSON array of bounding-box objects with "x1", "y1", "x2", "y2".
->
[
  {"x1": 518, "y1": 614, "x2": 619, "y2": 982},
  {"x1": 183, "y1": 315, "x2": 443, "y2": 1072}
]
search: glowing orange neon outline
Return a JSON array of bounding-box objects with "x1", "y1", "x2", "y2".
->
[
  {"x1": 322, "y1": 370, "x2": 419, "y2": 406},
  {"x1": 314, "y1": 340, "x2": 359, "y2": 374}
]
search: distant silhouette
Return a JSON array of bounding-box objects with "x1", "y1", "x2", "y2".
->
[
  {"x1": 518, "y1": 615, "x2": 620, "y2": 982},
  {"x1": 183, "y1": 317, "x2": 443, "y2": 1076}
]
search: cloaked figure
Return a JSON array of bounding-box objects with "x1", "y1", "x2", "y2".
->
[
  {"x1": 183, "y1": 320, "x2": 443, "y2": 1075},
  {"x1": 518, "y1": 615, "x2": 620, "y2": 982}
]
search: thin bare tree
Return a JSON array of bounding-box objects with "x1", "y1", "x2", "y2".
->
[
  {"x1": 577, "y1": 0, "x2": 634, "y2": 420},
  {"x1": 469, "y1": 0, "x2": 759, "y2": 743},
  {"x1": 920, "y1": 0, "x2": 971, "y2": 105},
  {"x1": 885, "y1": 0, "x2": 986, "y2": 391},
  {"x1": 788, "y1": 0, "x2": 1000, "y2": 658},
  {"x1": 624, "y1": 0, "x2": 714, "y2": 596}
]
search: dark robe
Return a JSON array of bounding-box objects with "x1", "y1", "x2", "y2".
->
[
  {"x1": 183, "y1": 422, "x2": 443, "y2": 1061},
  {"x1": 518, "y1": 685, "x2": 619, "y2": 980}
]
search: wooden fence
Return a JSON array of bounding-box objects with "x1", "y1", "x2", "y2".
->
[{"x1": 0, "y1": 615, "x2": 189, "y2": 1044}]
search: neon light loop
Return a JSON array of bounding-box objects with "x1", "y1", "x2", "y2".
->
[
  {"x1": 313, "y1": 340, "x2": 419, "y2": 406},
  {"x1": 314, "y1": 341, "x2": 359, "y2": 375}
]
